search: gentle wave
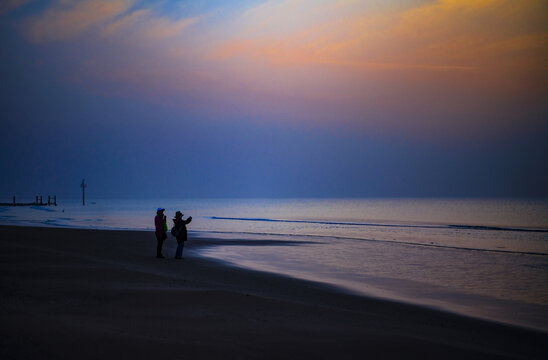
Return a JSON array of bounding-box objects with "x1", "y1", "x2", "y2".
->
[
  {"x1": 209, "y1": 216, "x2": 548, "y2": 233},
  {"x1": 2, "y1": 215, "x2": 546, "y2": 256},
  {"x1": 196, "y1": 229, "x2": 548, "y2": 256}
]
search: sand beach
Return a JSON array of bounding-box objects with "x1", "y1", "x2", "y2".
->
[{"x1": 0, "y1": 225, "x2": 546, "y2": 359}]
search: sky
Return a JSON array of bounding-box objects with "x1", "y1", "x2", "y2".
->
[{"x1": 0, "y1": 0, "x2": 547, "y2": 199}]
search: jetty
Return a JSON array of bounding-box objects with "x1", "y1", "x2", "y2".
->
[{"x1": 0, "y1": 195, "x2": 58, "y2": 207}]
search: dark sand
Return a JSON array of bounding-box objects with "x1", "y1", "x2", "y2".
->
[{"x1": 0, "y1": 226, "x2": 545, "y2": 359}]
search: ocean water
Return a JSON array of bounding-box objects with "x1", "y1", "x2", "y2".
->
[{"x1": 1, "y1": 198, "x2": 547, "y2": 330}]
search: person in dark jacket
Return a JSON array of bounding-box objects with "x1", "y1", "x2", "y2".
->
[
  {"x1": 154, "y1": 208, "x2": 168, "y2": 258},
  {"x1": 172, "y1": 210, "x2": 192, "y2": 259}
]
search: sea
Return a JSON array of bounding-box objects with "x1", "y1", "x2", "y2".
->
[{"x1": 1, "y1": 198, "x2": 547, "y2": 331}]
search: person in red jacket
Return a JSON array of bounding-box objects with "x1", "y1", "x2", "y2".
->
[{"x1": 154, "y1": 208, "x2": 168, "y2": 258}]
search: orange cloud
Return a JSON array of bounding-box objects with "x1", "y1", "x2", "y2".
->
[
  {"x1": 12, "y1": 0, "x2": 547, "y2": 137},
  {"x1": 201, "y1": 0, "x2": 548, "y2": 135},
  {"x1": 25, "y1": 0, "x2": 134, "y2": 43},
  {"x1": 211, "y1": 0, "x2": 547, "y2": 76}
]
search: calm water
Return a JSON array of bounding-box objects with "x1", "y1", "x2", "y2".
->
[{"x1": 1, "y1": 198, "x2": 547, "y2": 330}]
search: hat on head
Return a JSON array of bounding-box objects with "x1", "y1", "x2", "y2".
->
[
  {"x1": 175, "y1": 211, "x2": 183, "y2": 218},
  {"x1": 157, "y1": 207, "x2": 165, "y2": 212}
]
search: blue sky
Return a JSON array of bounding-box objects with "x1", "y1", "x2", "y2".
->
[{"x1": 1, "y1": 0, "x2": 547, "y2": 199}]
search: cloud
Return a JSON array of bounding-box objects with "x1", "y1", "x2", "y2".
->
[
  {"x1": 25, "y1": 0, "x2": 135, "y2": 43},
  {"x1": 101, "y1": 8, "x2": 199, "y2": 42},
  {"x1": 0, "y1": 0, "x2": 34, "y2": 15},
  {"x1": 389, "y1": 0, "x2": 548, "y2": 66},
  {"x1": 212, "y1": 0, "x2": 548, "y2": 74},
  {"x1": 10, "y1": 0, "x2": 548, "y2": 138},
  {"x1": 100, "y1": 8, "x2": 150, "y2": 37},
  {"x1": 203, "y1": 0, "x2": 547, "y2": 136}
]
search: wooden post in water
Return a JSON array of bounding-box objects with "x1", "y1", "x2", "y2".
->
[
  {"x1": 13, "y1": 196, "x2": 15, "y2": 206},
  {"x1": 81, "y1": 179, "x2": 87, "y2": 206},
  {"x1": 40, "y1": 196, "x2": 43, "y2": 205},
  {"x1": 54, "y1": 195, "x2": 57, "y2": 206},
  {"x1": 48, "y1": 196, "x2": 51, "y2": 206}
]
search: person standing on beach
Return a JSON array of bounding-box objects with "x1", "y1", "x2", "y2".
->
[
  {"x1": 154, "y1": 208, "x2": 168, "y2": 258},
  {"x1": 172, "y1": 211, "x2": 192, "y2": 259}
]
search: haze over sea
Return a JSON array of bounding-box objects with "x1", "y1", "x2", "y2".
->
[{"x1": 2, "y1": 197, "x2": 547, "y2": 331}]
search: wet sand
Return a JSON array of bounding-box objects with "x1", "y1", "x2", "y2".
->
[{"x1": 0, "y1": 225, "x2": 545, "y2": 359}]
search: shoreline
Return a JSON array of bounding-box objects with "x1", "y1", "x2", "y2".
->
[
  {"x1": 4, "y1": 222, "x2": 547, "y2": 329},
  {"x1": 194, "y1": 232, "x2": 548, "y2": 332},
  {"x1": 1, "y1": 225, "x2": 546, "y2": 359}
]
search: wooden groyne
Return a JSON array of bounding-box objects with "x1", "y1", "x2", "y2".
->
[{"x1": 0, "y1": 195, "x2": 57, "y2": 207}]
